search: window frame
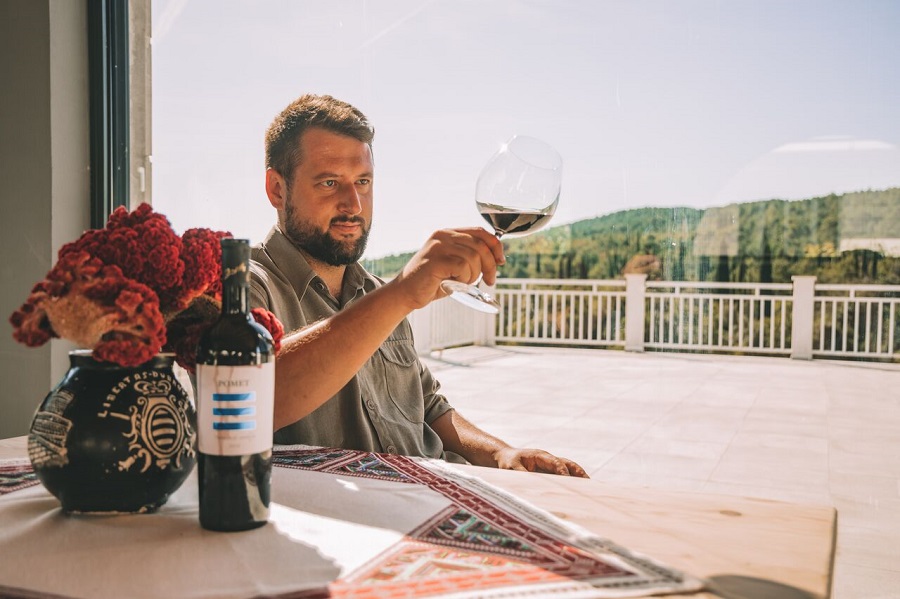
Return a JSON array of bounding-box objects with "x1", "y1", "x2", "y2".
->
[{"x1": 87, "y1": 0, "x2": 130, "y2": 229}]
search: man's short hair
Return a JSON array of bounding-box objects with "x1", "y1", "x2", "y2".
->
[{"x1": 265, "y1": 94, "x2": 375, "y2": 183}]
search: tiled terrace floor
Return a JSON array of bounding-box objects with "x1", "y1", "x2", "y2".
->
[{"x1": 421, "y1": 346, "x2": 900, "y2": 599}]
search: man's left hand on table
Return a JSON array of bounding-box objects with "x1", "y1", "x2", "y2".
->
[{"x1": 494, "y1": 447, "x2": 589, "y2": 478}]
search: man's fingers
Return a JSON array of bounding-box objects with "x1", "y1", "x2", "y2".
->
[
  {"x1": 547, "y1": 456, "x2": 571, "y2": 476},
  {"x1": 565, "y1": 460, "x2": 589, "y2": 478},
  {"x1": 467, "y1": 228, "x2": 505, "y2": 261},
  {"x1": 396, "y1": 227, "x2": 506, "y2": 308},
  {"x1": 438, "y1": 228, "x2": 504, "y2": 286},
  {"x1": 456, "y1": 228, "x2": 505, "y2": 285},
  {"x1": 524, "y1": 451, "x2": 590, "y2": 478}
]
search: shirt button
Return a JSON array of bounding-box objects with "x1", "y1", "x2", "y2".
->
[
  {"x1": 365, "y1": 399, "x2": 376, "y2": 410},
  {"x1": 386, "y1": 445, "x2": 397, "y2": 454}
]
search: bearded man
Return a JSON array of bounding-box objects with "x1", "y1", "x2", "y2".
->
[{"x1": 250, "y1": 93, "x2": 586, "y2": 476}]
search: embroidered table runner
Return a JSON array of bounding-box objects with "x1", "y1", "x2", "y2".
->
[{"x1": 0, "y1": 447, "x2": 703, "y2": 598}]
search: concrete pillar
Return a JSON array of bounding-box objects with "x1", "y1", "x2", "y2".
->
[
  {"x1": 625, "y1": 274, "x2": 648, "y2": 352},
  {"x1": 791, "y1": 276, "x2": 817, "y2": 360}
]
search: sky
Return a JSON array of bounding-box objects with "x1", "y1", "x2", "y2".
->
[{"x1": 151, "y1": 0, "x2": 900, "y2": 259}]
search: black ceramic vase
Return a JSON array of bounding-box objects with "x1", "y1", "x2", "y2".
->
[{"x1": 28, "y1": 350, "x2": 197, "y2": 514}]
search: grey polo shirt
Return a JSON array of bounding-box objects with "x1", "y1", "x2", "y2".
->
[{"x1": 249, "y1": 226, "x2": 460, "y2": 462}]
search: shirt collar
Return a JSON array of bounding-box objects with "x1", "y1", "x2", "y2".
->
[{"x1": 259, "y1": 226, "x2": 378, "y2": 304}]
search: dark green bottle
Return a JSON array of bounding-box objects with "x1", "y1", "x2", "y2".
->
[{"x1": 196, "y1": 239, "x2": 275, "y2": 531}]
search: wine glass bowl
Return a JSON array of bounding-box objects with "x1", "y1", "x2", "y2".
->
[
  {"x1": 443, "y1": 135, "x2": 562, "y2": 313},
  {"x1": 476, "y1": 135, "x2": 562, "y2": 239}
]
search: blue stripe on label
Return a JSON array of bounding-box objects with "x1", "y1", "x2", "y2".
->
[
  {"x1": 212, "y1": 392, "x2": 254, "y2": 402},
  {"x1": 213, "y1": 421, "x2": 257, "y2": 430},
  {"x1": 213, "y1": 407, "x2": 256, "y2": 416}
]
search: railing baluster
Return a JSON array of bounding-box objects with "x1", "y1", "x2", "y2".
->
[
  {"x1": 527, "y1": 292, "x2": 534, "y2": 339},
  {"x1": 602, "y1": 293, "x2": 607, "y2": 342},
  {"x1": 576, "y1": 294, "x2": 583, "y2": 340},
  {"x1": 656, "y1": 296, "x2": 664, "y2": 343},
  {"x1": 726, "y1": 298, "x2": 733, "y2": 347},
  {"x1": 830, "y1": 300, "x2": 837, "y2": 352},
  {"x1": 758, "y1": 298, "x2": 764, "y2": 348},
  {"x1": 614, "y1": 294, "x2": 622, "y2": 341},
  {"x1": 756, "y1": 298, "x2": 762, "y2": 348},
  {"x1": 506, "y1": 290, "x2": 513, "y2": 339},
  {"x1": 717, "y1": 297, "x2": 724, "y2": 348},
  {"x1": 538, "y1": 290, "x2": 544, "y2": 340},
  {"x1": 749, "y1": 297, "x2": 763, "y2": 347},
  {"x1": 686, "y1": 296, "x2": 693, "y2": 346},
  {"x1": 865, "y1": 301, "x2": 873, "y2": 353},
  {"x1": 840, "y1": 299, "x2": 848, "y2": 352},
  {"x1": 890, "y1": 301, "x2": 896, "y2": 356},
  {"x1": 876, "y1": 300, "x2": 884, "y2": 355},
  {"x1": 780, "y1": 299, "x2": 787, "y2": 349}
]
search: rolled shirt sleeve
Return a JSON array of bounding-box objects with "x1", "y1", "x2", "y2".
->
[{"x1": 249, "y1": 227, "x2": 459, "y2": 462}]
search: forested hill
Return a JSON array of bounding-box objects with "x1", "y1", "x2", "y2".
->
[{"x1": 363, "y1": 187, "x2": 900, "y2": 285}]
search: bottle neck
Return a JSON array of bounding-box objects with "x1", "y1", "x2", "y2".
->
[
  {"x1": 219, "y1": 239, "x2": 252, "y2": 316},
  {"x1": 221, "y1": 278, "x2": 249, "y2": 315}
]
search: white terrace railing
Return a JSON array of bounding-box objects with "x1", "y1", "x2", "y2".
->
[
  {"x1": 497, "y1": 278, "x2": 628, "y2": 348},
  {"x1": 408, "y1": 276, "x2": 900, "y2": 362},
  {"x1": 643, "y1": 280, "x2": 795, "y2": 356}
]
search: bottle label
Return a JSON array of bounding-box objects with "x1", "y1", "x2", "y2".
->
[{"x1": 196, "y1": 363, "x2": 275, "y2": 456}]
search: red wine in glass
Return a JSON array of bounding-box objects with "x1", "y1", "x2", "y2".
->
[{"x1": 479, "y1": 209, "x2": 555, "y2": 239}]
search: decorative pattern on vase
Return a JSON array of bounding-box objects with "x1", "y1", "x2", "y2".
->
[
  {"x1": 116, "y1": 378, "x2": 195, "y2": 473},
  {"x1": 28, "y1": 390, "x2": 75, "y2": 469}
]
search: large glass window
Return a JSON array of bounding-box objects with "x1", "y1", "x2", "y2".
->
[{"x1": 152, "y1": 1, "x2": 900, "y2": 284}]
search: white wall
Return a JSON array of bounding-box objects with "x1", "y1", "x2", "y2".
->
[{"x1": 0, "y1": 0, "x2": 89, "y2": 439}]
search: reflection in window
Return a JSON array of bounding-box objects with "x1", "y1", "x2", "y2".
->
[{"x1": 151, "y1": 1, "x2": 900, "y2": 285}]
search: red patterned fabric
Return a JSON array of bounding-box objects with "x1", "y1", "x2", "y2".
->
[{"x1": 272, "y1": 447, "x2": 694, "y2": 598}]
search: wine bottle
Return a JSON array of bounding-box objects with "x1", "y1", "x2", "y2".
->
[{"x1": 196, "y1": 238, "x2": 275, "y2": 532}]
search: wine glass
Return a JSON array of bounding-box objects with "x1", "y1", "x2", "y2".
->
[{"x1": 442, "y1": 135, "x2": 562, "y2": 313}]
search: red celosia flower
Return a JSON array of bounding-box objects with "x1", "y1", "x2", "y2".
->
[
  {"x1": 251, "y1": 308, "x2": 284, "y2": 354},
  {"x1": 163, "y1": 312, "x2": 210, "y2": 375},
  {"x1": 10, "y1": 204, "x2": 282, "y2": 370},
  {"x1": 163, "y1": 304, "x2": 284, "y2": 374},
  {"x1": 9, "y1": 251, "x2": 166, "y2": 367},
  {"x1": 59, "y1": 204, "x2": 186, "y2": 314},
  {"x1": 178, "y1": 228, "x2": 232, "y2": 309}
]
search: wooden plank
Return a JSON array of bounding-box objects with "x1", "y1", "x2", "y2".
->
[{"x1": 457, "y1": 464, "x2": 836, "y2": 598}]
